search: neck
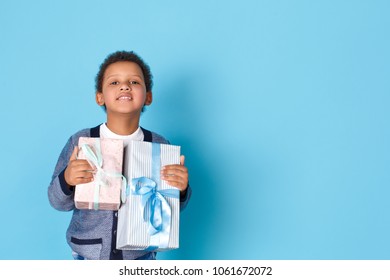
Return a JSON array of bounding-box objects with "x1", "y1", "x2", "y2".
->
[{"x1": 106, "y1": 113, "x2": 141, "y2": 135}]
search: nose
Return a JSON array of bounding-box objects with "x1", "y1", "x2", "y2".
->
[{"x1": 120, "y1": 83, "x2": 131, "y2": 91}]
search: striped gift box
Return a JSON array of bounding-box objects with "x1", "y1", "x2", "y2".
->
[{"x1": 117, "y1": 140, "x2": 181, "y2": 251}]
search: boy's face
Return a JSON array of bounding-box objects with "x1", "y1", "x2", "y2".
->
[{"x1": 96, "y1": 61, "x2": 152, "y2": 115}]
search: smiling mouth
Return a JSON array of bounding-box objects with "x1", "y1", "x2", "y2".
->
[{"x1": 117, "y1": 96, "x2": 133, "y2": 101}]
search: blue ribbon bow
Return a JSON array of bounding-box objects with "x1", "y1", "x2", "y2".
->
[{"x1": 131, "y1": 177, "x2": 179, "y2": 246}]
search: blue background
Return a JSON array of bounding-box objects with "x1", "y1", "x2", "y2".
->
[{"x1": 0, "y1": 0, "x2": 389, "y2": 260}]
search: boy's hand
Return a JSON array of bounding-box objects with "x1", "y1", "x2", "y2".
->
[
  {"x1": 161, "y1": 155, "x2": 189, "y2": 193},
  {"x1": 64, "y1": 147, "x2": 95, "y2": 187}
]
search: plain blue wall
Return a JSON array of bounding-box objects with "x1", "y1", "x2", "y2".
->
[{"x1": 0, "y1": 0, "x2": 389, "y2": 260}]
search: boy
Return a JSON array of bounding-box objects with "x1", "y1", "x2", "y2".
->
[{"x1": 48, "y1": 51, "x2": 191, "y2": 260}]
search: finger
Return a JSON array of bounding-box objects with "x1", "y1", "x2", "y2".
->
[
  {"x1": 65, "y1": 168, "x2": 94, "y2": 186},
  {"x1": 180, "y1": 155, "x2": 185, "y2": 166},
  {"x1": 161, "y1": 171, "x2": 188, "y2": 186},
  {"x1": 73, "y1": 177, "x2": 94, "y2": 185},
  {"x1": 74, "y1": 175, "x2": 94, "y2": 184},
  {"x1": 76, "y1": 161, "x2": 95, "y2": 170},
  {"x1": 161, "y1": 168, "x2": 188, "y2": 178},
  {"x1": 74, "y1": 168, "x2": 95, "y2": 178},
  {"x1": 162, "y1": 177, "x2": 187, "y2": 191},
  {"x1": 162, "y1": 175, "x2": 184, "y2": 183},
  {"x1": 69, "y1": 160, "x2": 95, "y2": 171},
  {"x1": 162, "y1": 164, "x2": 187, "y2": 172},
  {"x1": 70, "y1": 146, "x2": 79, "y2": 161},
  {"x1": 67, "y1": 164, "x2": 95, "y2": 181}
]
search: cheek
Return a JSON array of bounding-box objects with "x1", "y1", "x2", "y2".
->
[{"x1": 135, "y1": 88, "x2": 147, "y2": 98}]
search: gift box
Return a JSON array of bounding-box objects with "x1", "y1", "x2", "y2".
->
[
  {"x1": 74, "y1": 137, "x2": 125, "y2": 210},
  {"x1": 116, "y1": 141, "x2": 181, "y2": 251}
]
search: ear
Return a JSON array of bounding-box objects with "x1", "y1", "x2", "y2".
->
[
  {"x1": 144, "y1": 91, "x2": 153, "y2": 106},
  {"x1": 96, "y1": 92, "x2": 105, "y2": 106}
]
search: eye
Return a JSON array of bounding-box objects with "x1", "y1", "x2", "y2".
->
[
  {"x1": 110, "y1": 81, "x2": 119, "y2": 85},
  {"x1": 130, "y1": 81, "x2": 139, "y2": 85}
]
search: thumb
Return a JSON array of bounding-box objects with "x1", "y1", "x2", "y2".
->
[
  {"x1": 70, "y1": 146, "x2": 79, "y2": 161},
  {"x1": 180, "y1": 155, "x2": 185, "y2": 166}
]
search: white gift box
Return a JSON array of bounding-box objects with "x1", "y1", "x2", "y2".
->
[{"x1": 117, "y1": 140, "x2": 181, "y2": 251}]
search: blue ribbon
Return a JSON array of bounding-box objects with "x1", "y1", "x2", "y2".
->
[{"x1": 129, "y1": 143, "x2": 179, "y2": 250}]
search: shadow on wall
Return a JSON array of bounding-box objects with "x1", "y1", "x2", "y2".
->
[{"x1": 155, "y1": 68, "x2": 219, "y2": 260}]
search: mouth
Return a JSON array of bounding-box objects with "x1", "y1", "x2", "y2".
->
[{"x1": 117, "y1": 94, "x2": 133, "y2": 101}]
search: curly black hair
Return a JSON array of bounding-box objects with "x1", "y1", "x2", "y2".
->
[{"x1": 95, "y1": 50, "x2": 153, "y2": 93}]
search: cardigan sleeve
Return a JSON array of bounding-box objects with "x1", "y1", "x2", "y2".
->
[
  {"x1": 179, "y1": 183, "x2": 192, "y2": 211},
  {"x1": 48, "y1": 129, "x2": 90, "y2": 211},
  {"x1": 47, "y1": 135, "x2": 77, "y2": 211}
]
